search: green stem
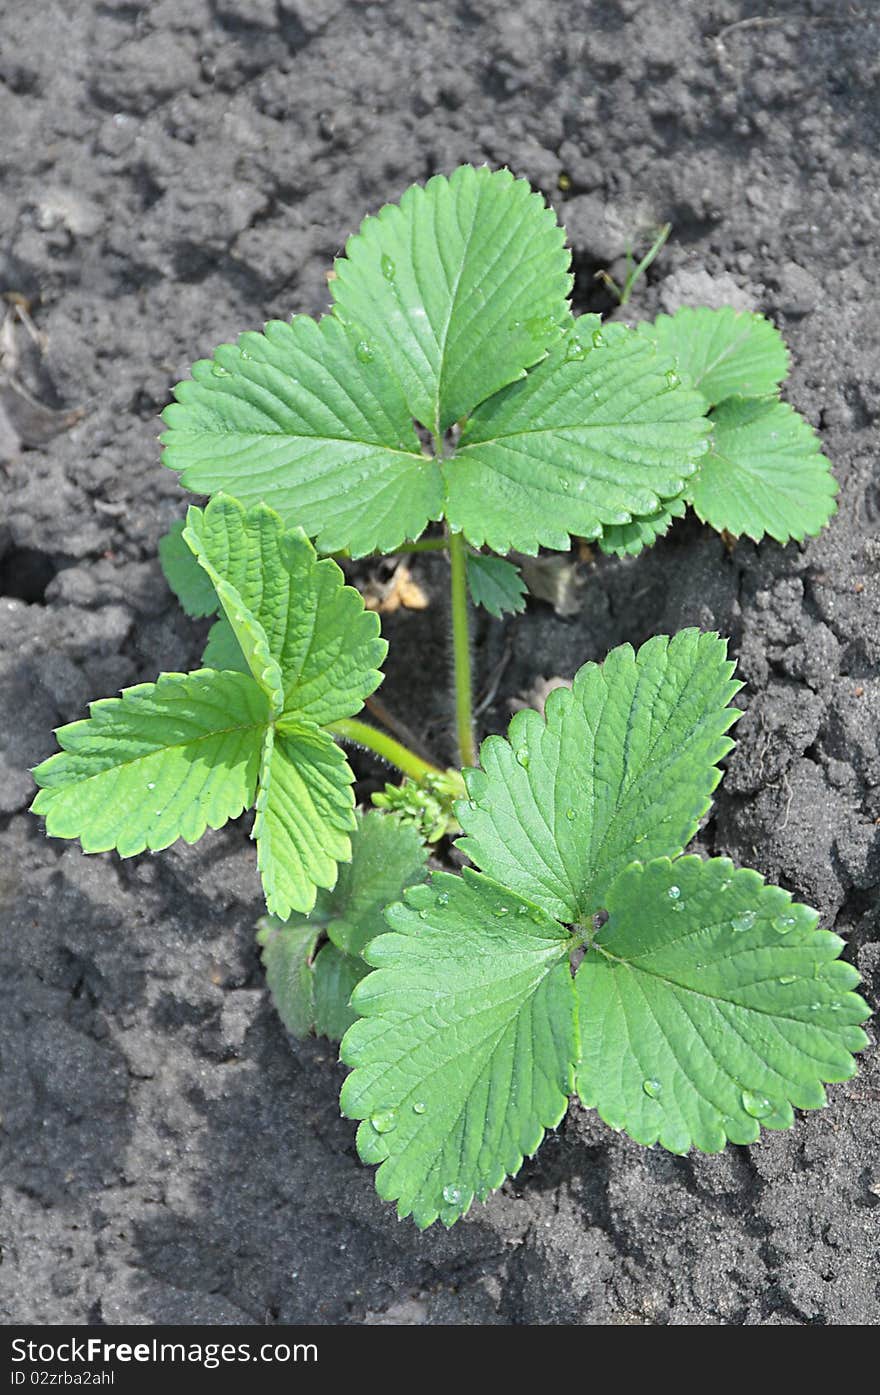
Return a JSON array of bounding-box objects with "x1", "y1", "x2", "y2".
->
[
  {"x1": 448, "y1": 530, "x2": 477, "y2": 768},
  {"x1": 400, "y1": 537, "x2": 449, "y2": 553},
  {"x1": 327, "y1": 717, "x2": 447, "y2": 784}
]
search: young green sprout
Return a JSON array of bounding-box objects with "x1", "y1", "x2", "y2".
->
[{"x1": 32, "y1": 166, "x2": 862, "y2": 1229}]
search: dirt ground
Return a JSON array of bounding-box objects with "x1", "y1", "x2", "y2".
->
[{"x1": 1, "y1": 0, "x2": 878, "y2": 1325}]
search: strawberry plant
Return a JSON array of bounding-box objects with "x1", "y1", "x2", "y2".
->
[{"x1": 32, "y1": 166, "x2": 868, "y2": 1229}]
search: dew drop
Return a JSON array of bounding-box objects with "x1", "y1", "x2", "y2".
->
[
  {"x1": 664, "y1": 369, "x2": 680, "y2": 389},
  {"x1": 741, "y1": 1090, "x2": 773, "y2": 1119},
  {"x1": 772, "y1": 914, "x2": 797, "y2": 934},
  {"x1": 442, "y1": 1183, "x2": 462, "y2": 1206},
  {"x1": 671, "y1": 901, "x2": 685, "y2": 913},
  {"x1": 634, "y1": 832, "x2": 647, "y2": 844},
  {"x1": 731, "y1": 911, "x2": 756, "y2": 933},
  {"x1": 371, "y1": 1109, "x2": 397, "y2": 1134},
  {"x1": 565, "y1": 337, "x2": 586, "y2": 363},
  {"x1": 516, "y1": 747, "x2": 530, "y2": 768},
  {"x1": 829, "y1": 1002, "x2": 841, "y2": 1012},
  {"x1": 778, "y1": 974, "x2": 796, "y2": 985},
  {"x1": 146, "y1": 782, "x2": 156, "y2": 790},
  {"x1": 517, "y1": 905, "x2": 529, "y2": 915},
  {"x1": 240, "y1": 347, "x2": 252, "y2": 360},
  {"x1": 355, "y1": 340, "x2": 374, "y2": 363},
  {"x1": 719, "y1": 879, "x2": 731, "y2": 892},
  {"x1": 412, "y1": 1101, "x2": 427, "y2": 1115},
  {"x1": 494, "y1": 906, "x2": 508, "y2": 917},
  {"x1": 211, "y1": 363, "x2": 229, "y2": 377},
  {"x1": 667, "y1": 885, "x2": 681, "y2": 900},
  {"x1": 565, "y1": 807, "x2": 577, "y2": 821},
  {"x1": 418, "y1": 909, "x2": 429, "y2": 921},
  {"x1": 591, "y1": 328, "x2": 606, "y2": 348},
  {"x1": 380, "y1": 253, "x2": 395, "y2": 281},
  {"x1": 437, "y1": 891, "x2": 449, "y2": 908},
  {"x1": 808, "y1": 1003, "x2": 822, "y2": 1012},
  {"x1": 642, "y1": 1078, "x2": 662, "y2": 1099}
]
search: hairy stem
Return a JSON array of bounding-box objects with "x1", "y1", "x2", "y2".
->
[
  {"x1": 328, "y1": 717, "x2": 448, "y2": 784},
  {"x1": 448, "y1": 530, "x2": 477, "y2": 768}
]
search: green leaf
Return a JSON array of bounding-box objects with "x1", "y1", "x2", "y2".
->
[
  {"x1": 322, "y1": 809, "x2": 428, "y2": 957},
  {"x1": 446, "y1": 325, "x2": 710, "y2": 554},
  {"x1": 575, "y1": 856, "x2": 870, "y2": 1153},
  {"x1": 184, "y1": 495, "x2": 387, "y2": 725},
  {"x1": 256, "y1": 915, "x2": 321, "y2": 1039},
  {"x1": 31, "y1": 670, "x2": 268, "y2": 856},
  {"x1": 313, "y1": 943, "x2": 368, "y2": 1041},
  {"x1": 158, "y1": 519, "x2": 218, "y2": 618},
  {"x1": 256, "y1": 917, "x2": 367, "y2": 1042},
  {"x1": 597, "y1": 493, "x2": 686, "y2": 557},
  {"x1": 639, "y1": 307, "x2": 790, "y2": 409},
  {"x1": 256, "y1": 810, "x2": 426, "y2": 1040},
  {"x1": 161, "y1": 314, "x2": 444, "y2": 557},
  {"x1": 201, "y1": 617, "x2": 248, "y2": 674},
  {"x1": 253, "y1": 722, "x2": 356, "y2": 919},
  {"x1": 330, "y1": 164, "x2": 572, "y2": 436},
  {"x1": 466, "y1": 552, "x2": 527, "y2": 618},
  {"x1": 340, "y1": 870, "x2": 577, "y2": 1228},
  {"x1": 457, "y1": 630, "x2": 741, "y2": 923},
  {"x1": 688, "y1": 397, "x2": 837, "y2": 543}
]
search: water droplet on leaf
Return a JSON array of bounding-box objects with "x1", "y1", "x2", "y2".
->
[
  {"x1": 731, "y1": 911, "x2": 756, "y2": 933},
  {"x1": 371, "y1": 1109, "x2": 397, "y2": 1134},
  {"x1": 565, "y1": 808, "x2": 577, "y2": 820},
  {"x1": 355, "y1": 340, "x2": 374, "y2": 363},
  {"x1": 741, "y1": 1090, "x2": 773, "y2": 1119},
  {"x1": 380, "y1": 254, "x2": 395, "y2": 280},
  {"x1": 565, "y1": 338, "x2": 586, "y2": 362},
  {"x1": 642, "y1": 1078, "x2": 662, "y2": 1099},
  {"x1": 436, "y1": 892, "x2": 449, "y2": 908},
  {"x1": 778, "y1": 974, "x2": 796, "y2": 985},
  {"x1": 772, "y1": 914, "x2": 797, "y2": 934},
  {"x1": 412, "y1": 1101, "x2": 427, "y2": 1114},
  {"x1": 591, "y1": 328, "x2": 606, "y2": 348},
  {"x1": 211, "y1": 363, "x2": 229, "y2": 377},
  {"x1": 668, "y1": 885, "x2": 681, "y2": 900},
  {"x1": 516, "y1": 747, "x2": 530, "y2": 768},
  {"x1": 442, "y1": 1184, "x2": 462, "y2": 1206}
]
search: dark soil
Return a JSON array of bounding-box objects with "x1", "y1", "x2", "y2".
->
[{"x1": 1, "y1": 0, "x2": 878, "y2": 1326}]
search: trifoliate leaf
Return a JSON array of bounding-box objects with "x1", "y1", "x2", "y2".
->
[
  {"x1": 161, "y1": 314, "x2": 444, "y2": 557},
  {"x1": 330, "y1": 165, "x2": 572, "y2": 436},
  {"x1": 457, "y1": 630, "x2": 740, "y2": 922},
  {"x1": 253, "y1": 722, "x2": 356, "y2": 919},
  {"x1": 465, "y1": 552, "x2": 527, "y2": 618},
  {"x1": 184, "y1": 496, "x2": 386, "y2": 725},
  {"x1": 340, "y1": 870, "x2": 577, "y2": 1228},
  {"x1": 201, "y1": 617, "x2": 248, "y2": 674},
  {"x1": 322, "y1": 810, "x2": 427, "y2": 957},
  {"x1": 575, "y1": 857, "x2": 870, "y2": 1153},
  {"x1": 687, "y1": 397, "x2": 837, "y2": 543},
  {"x1": 598, "y1": 493, "x2": 686, "y2": 557},
  {"x1": 158, "y1": 520, "x2": 218, "y2": 618},
  {"x1": 446, "y1": 326, "x2": 710, "y2": 554},
  {"x1": 313, "y1": 943, "x2": 368, "y2": 1041},
  {"x1": 31, "y1": 670, "x2": 268, "y2": 855},
  {"x1": 256, "y1": 915, "x2": 321, "y2": 1040},
  {"x1": 639, "y1": 307, "x2": 789, "y2": 408}
]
